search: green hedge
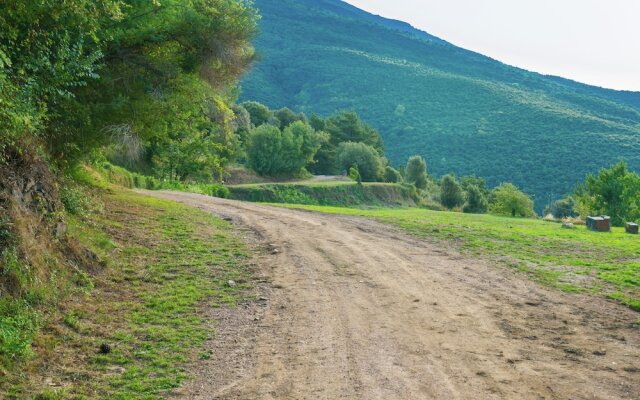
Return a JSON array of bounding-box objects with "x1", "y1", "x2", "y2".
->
[{"x1": 229, "y1": 183, "x2": 415, "y2": 207}]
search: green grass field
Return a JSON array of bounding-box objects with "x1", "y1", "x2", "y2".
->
[{"x1": 276, "y1": 205, "x2": 640, "y2": 311}]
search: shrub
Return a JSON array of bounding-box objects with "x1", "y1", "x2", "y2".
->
[
  {"x1": 247, "y1": 122, "x2": 325, "y2": 177},
  {"x1": 384, "y1": 166, "x2": 402, "y2": 183},
  {"x1": 405, "y1": 155, "x2": 428, "y2": 189},
  {"x1": 440, "y1": 174, "x2": 464, "y2": 210},
  {"x1": 336, "y1": 142, "x2": 383, "y2": 181},
  {"x1": 489, "y1": 183, "x2": 535, "y2": 217},
  {"x1": 545, "y1": 197, "x2": 578, "y2": 219},
  {"x1": 348, "y1": 165, "x2": 361, "y2": 183},
  {"x1": 60, "y1": 186, "x2": 92, "y2": 216},
  {"x1": 463, "y1": 184, "x2": 488, "y2": 214}
]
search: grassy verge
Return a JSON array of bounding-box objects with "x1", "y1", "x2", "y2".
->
[
  {"x1": 228, "y1": 182, "x2": 416, "y2": 207},
  {"x1": 276, "y1": 204, "x2": 640, "y2": 311},
  {"x1": 3, "y1": 187, "x2": 253, "y2": 399}
]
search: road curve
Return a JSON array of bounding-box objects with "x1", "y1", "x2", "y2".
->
[{"x1": 146, "y1": 191, "x2": 639, "y2": 400}]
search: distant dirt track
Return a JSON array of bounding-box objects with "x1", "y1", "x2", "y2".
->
[{"x1": 146, "y1": 191, "x2": 639, "y2": 400}]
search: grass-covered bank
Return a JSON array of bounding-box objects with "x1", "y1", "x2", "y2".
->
[
  {"x1": 277, "y1": 205, "x2": 640, "y2": 311},
  {"x1": 2, "y1": 186, "x2": 254, "y2": 399},
  {"x1": 228, "y1": 182, "x2": 417, "y2": 207}
]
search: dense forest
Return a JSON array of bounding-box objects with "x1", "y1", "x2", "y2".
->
[{"x1": 240, "y1": 0, "x2": 640, "y2": 209}]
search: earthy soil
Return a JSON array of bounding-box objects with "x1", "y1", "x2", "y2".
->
[{"x1": 147, "y1": 191, "x2": 640, "y2": 400}]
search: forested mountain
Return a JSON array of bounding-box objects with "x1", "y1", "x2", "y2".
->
[{"x1": 240, "y1": 0, "x2": 640, "y2": 207}]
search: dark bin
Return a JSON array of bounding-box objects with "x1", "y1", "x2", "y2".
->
[
  {"x1": 586, "y1": 216, "x2": 611, "y2": 232},
  {"x1": 626, "y1": 222, "x2": 639, "y2": 234}
]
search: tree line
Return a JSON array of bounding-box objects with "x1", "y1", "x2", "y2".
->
[{"x1": 1, "y1": 0, "x2": 258, "y2": 179}]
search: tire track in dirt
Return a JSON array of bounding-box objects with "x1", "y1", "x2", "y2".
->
[{"x1": 147, "y1": 191, "x2": 639, "y2": 400}]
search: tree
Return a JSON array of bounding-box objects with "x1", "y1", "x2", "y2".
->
[
  {"x1": 463, "y1": 184, "x2": 488, "y2": 214},
  {"x1": 440, "y1": 174, "x2": 465, "y2": 210},
  {"x1": 384, "y1": 166, "x2": 402, "y2": 183},
  {"x1": 489, "y1": 183, "x2": 535, "y2": 217},
  {"x1": 309, "y1": 113, "x2": 326, "y2": 131},
  {"x1": 312, "y1": 111, "x2": 385, "y2": 175},
  {"x1": 246, "y1": 122, "x2": 325, "y2": 177},
  {"x1": 336, "y1": 142, "x2": 383, "y2": 182},
  {"x1": 241, "y1": 101, "x2": 272, "y2": 127},
  {"x1": 574, "y1": 161, "x2": 640, "y2": 226},
  {"x1": 461, "y1": 175, "x2": 489, "y2": 198},
  {"x1": 275, "y1": 107, "x2": 307, "y2": 130},
  {"x1": 545, "y1": 197, "x2": 577, "y2": 219},
  {"x1": 405, "y1": 156, "x2": 428, "y2": 190},
  {"x1": 325, "y1": 111, "x2": 384, "y2": 154}
]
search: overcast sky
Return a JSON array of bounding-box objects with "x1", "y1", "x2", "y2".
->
[{"x1": 343, "y1": 0, "x2": 640, "y2": 91}]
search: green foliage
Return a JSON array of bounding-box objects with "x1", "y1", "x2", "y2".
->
[
  {"x1": 463, "y1": 184, "x2": 488, "y2": 214},
  {"x1": 241, "y1": 0, "x2": 640, "y2": 210},
  {"x1": 242, "y1": 101, "x2": 273, "y2": 127},
  {"x1": 348, "y1": 166, "x2": 361, "y2": 183},
  {"x1": 0, "y1": 250, "x2": 41, "y2": 365},
  {"x1": 246, "y1": 122, "x2": 325, "y2": 177},
  {"x1": 461, "y1": 176, "x2": 489, "y2": 198},
  {"x1": 439, "y1": 174, "x2": 465, "y2": 210},
  {"x1": 384, "y1": 166, "x2": 402, "y2": 183},
  {"x1": 545, "y1": 197, "x2": 578, "y2": 219},
  {"x1": 336, "y1": 142, "x2": 383, "y2": 182},
  {"x1": 312, "y1": 111, "x2": 385, "y2": 175},
  {"x1": 229, "y1": 182, "x2": 415, "y2": 207},
  {"x1": 274, "y1": 107, "x2": 307, "y2": 129},
  {"x1": 1, "y1": 0, "x2": 259, "y2": 179},
  {"x1": 574, "y1": 161, "x2": 640, "y2": 226},
  {"x1": 489, "y1": 183, "x2": 535, "y2": 217},
  {"x1": 405, "y1": 155, "x2": 428, "y2": 190},
  {"x1": 60, "y1": 186, "x2": 95, "y2": 217}
]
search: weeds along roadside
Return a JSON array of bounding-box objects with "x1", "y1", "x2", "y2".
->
[{"x1": 1, "y1": 165, "x2": 255, "y2": 399}]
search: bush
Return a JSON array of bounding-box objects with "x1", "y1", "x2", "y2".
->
[
  {"x1": 405, "y1": 155, "x2": 428, "y2": 189},
  {"x1": 336, "y1": 142, "x2": 383, "y2": 181},
  {"x1": 489, "y1": 183, "x2": 535, "y2": 217},
  {"x1": 348, "y1": 165, "x2": 361, "y2": 183},
  {"x1": 247, "y1": 122, "x2": 325, "y2": 177},
  {"x1": 440, "y1": 174, "x2": 464, "y2": 210},
  {"x1": 463, "y1": 184, "x2": 488, "y2": 214},
  {"x1": 60, "y1": 186, "x2": 93, "y2": 216},
  {"x1": 384, "y1": 166, "x2": 402, "y2": 183},
  {"x1": 545, "y1": 197, "x2": 577, "y2": 219}
]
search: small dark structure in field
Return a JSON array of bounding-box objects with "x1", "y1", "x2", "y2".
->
[
  {"x1": 586, "y1": 216, "x2": 611, "y2": 232},
  {"x1": 626, "y1": 222, "x2": 639, "y2": 234}
]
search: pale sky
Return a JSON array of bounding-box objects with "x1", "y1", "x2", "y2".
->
[{"x1": 344, "y1": 0, "x2": 640, "y2": 91}]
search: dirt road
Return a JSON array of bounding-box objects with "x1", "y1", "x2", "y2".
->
[{"x1": 147, "y1": 191, "x2": 639, "y2": 400}]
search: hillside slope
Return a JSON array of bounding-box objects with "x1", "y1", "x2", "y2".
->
[{"x1": 240, "y1": 0, "x2": 640, "y2": 207}]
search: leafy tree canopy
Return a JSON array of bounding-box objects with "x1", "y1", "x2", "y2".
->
[
  {"x1": 405, "y1": 155, "x2": 428, "y2": 190},
  {"x1": 489, "y1": 183, "x2": 535, "y2": 218},
  {"x1": 336, "y1": 142, "x2": 383, "y2": 182},
  {"x1": 574, "y1": 162, "x2": 640, "y2": 226}
]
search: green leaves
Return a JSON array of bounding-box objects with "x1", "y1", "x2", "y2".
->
[
  {"x1": 575, "y1": 161, "x2": 640, "y2": 226},
  {"x1": 489, "y1": 183, "x2": 535, "y2": 218},
  {"x1": 246, "y1": 121, "x2": 325, "y2": 177}
]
